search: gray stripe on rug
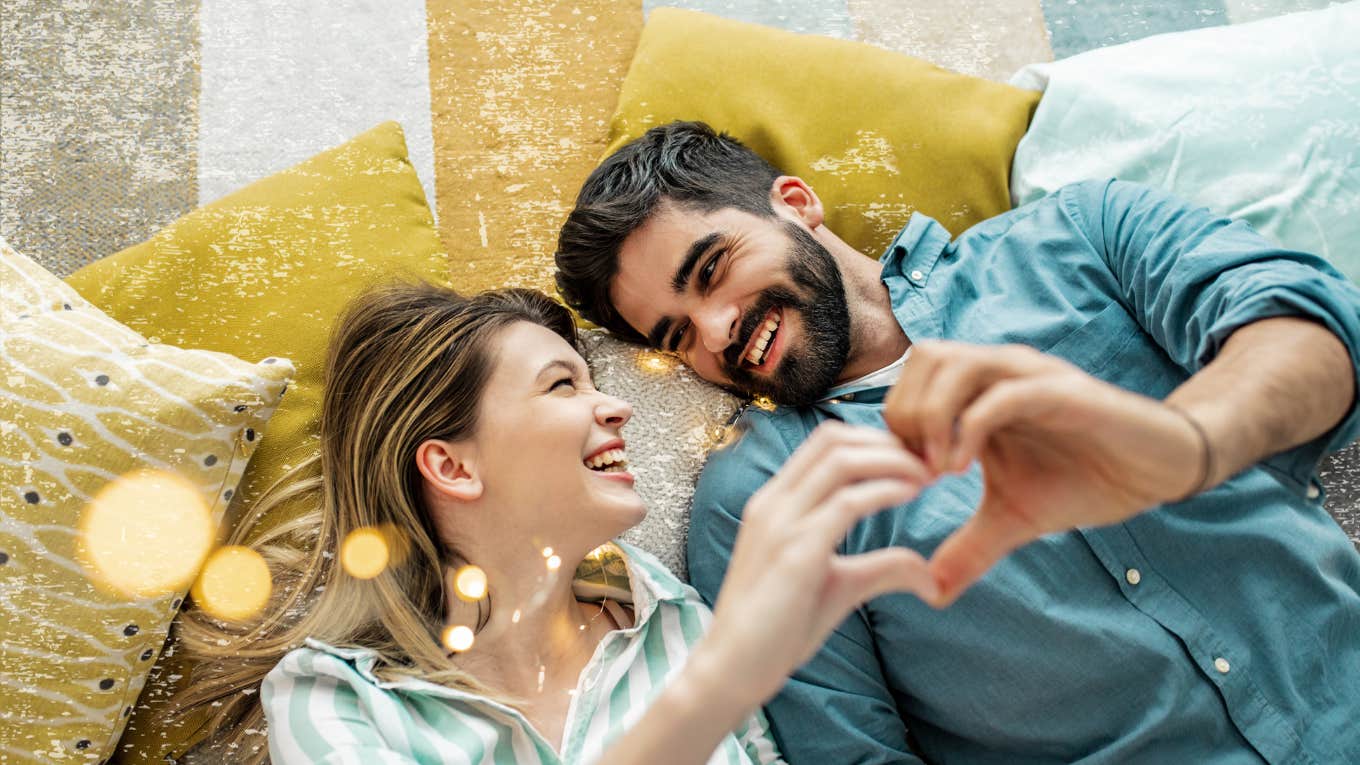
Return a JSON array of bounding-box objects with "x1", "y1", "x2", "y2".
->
[{"x1": 0, "y1": 0, "x2": 199, "y2": 278}]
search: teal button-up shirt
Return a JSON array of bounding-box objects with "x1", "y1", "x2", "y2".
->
[{"x1": 689, "y1": 180, "x2": 1360, "y2": 765}]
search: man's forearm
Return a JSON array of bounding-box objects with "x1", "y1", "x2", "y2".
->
[{"x1": 1164, "y1": 316, "x2": 1355, "y2": 489}]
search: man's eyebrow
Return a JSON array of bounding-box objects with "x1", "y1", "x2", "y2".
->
[{"x1": 669, "y1": 231, "x2": 723, "y2": 294}]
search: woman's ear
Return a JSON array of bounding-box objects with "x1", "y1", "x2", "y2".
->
[
  {"x1": 770, "y1": 175, "x2": 825, "y2": 229},
  {"x1": 416, "y1": 439, "x2": 484, "y2": 502}
]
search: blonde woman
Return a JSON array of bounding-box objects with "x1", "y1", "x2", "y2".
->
[{"x1": 177, "y1": 283, "x2": 938, "y2": 764}]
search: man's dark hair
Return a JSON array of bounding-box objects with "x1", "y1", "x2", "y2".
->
[{"x1": 554, "y1": 121, "x2": 782, "y2": 343}]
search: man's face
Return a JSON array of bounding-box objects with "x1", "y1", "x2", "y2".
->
[{"x1": 610, "y1": 202, "x2": 851, "y2": 405}]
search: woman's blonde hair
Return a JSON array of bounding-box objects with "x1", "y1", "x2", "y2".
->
[{"x1": 171, "y1": 282, "x2": 578, "y2": 762}]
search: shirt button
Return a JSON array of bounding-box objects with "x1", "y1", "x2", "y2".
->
[
  {"x1": 909, "y1": 269, "x2": 925, "y2": 282},
  {"x1": 1125, "y1": 569, "x2": 1141, "y2": 586},
  {"x1": 1306, "y1": 483, "x2": 1321, "y2": 500},
  {"x1": 1214, "y1": 657, "x2": 1231, "y2": 674}
]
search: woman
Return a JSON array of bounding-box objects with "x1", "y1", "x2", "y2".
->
[{"x1": 177, "y1": 283, "x2": 938, "y2": 764}]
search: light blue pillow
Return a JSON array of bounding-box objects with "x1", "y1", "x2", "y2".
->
[{"x1": 1010, "y1": 3, "x2": 1360, "y2": 282}]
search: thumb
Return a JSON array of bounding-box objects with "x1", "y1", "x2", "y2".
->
[
  {"x1": 825, "y1": 547, "x2": 940, "y2": 621},
  {"x1": 927, "y1": 493, "x2": 1037, "y2": 608}
]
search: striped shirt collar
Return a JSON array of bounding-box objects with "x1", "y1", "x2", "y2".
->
[{"x1": 302, "y1": 540, "x2": 689, "y2": 691}]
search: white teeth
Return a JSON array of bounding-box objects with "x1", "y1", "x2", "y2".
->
[
  {"x1": 586, "y1": 448, "x2": 627, "y2": 470},
  {"x1": 746, "y1": 313, "x2": 781, "y2": 367}
]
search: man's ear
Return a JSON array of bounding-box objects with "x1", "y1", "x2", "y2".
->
[
  {"x1": 770, "y1": 175, "x2": 825, "y2": 229},
  {"x1": 415, "y1": 438, "x2": 484, "y2": 503}
]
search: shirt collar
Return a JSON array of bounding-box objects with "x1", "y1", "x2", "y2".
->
[
  {"x1": 878, "y1": 211, "x2": 952, "y2": 280},
  {"x1": 304, "y1": 541, "x2": 686, "y2": 677}
]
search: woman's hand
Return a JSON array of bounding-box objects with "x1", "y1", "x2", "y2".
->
[{"x1": 695, "y1": 421, "x2": 940, "y2": 710}]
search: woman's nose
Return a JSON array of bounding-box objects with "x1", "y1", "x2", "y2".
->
[{"x1": 597, "y1": 395, "x2": 633, "y2": 427}]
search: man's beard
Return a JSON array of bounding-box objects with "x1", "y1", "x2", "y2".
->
[{"x1": 722, "y1": 222, "x2": 851, "y2": 406}]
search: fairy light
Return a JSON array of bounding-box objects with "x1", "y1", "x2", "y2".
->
[
  {"x1": 638, "y1": 351, "x2": 673, "y2": 373},
  {"x1": 541, "y1": 546, "x2": 553, "y2": 558},
  {"x1": 453, "y1": 565, "x2": 488, "y2": 602},
  {"x1": 79, "y1": 469, "x2": 213, "y2": 597},
  {"x1": 442, "y1": 625, "x2": 475, "y2": 653},
  {"x1": 511, "y1": 609, "x2": 522, "y2": 623},
  {"x1": 191, "y1": 546, "x2": 272, "y2": 622},
  {"x1": 546, "y1": 555, "x2": 562, "y2": 572},
  {"x1": 340, "y1": 527, "x2": 389, "y2": 579}
]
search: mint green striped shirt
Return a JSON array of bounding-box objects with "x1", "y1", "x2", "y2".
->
[{"x1": 261, "y1": 541, "x2": 785, "y2": 764}]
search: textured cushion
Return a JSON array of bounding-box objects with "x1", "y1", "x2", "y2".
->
[
  {"x1": 64, "y1": 121, "x2": 451, "y2": 763},
  {"x1": 578, "y1": 330, "x2": 742, "y2": 580},
  {"x1": 1010, "y1": 3, "x2": 1360, "y2": 282},
  {"x1": 0, "y1": 238, "x2": 291, "y2": 764},
  {"x1": 605, "y1": 7, "x2": 1041, "y2": 253}
]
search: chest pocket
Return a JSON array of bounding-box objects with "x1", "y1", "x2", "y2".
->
[{"x1": 1039, "y1": 300, "x2": 1143, "y2": 380}]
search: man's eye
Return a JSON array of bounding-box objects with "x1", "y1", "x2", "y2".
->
[
  {"x1": 551, "y1": 377, "x2": 574, "y2": 391},
  {"x1": 700, "y1": 250, "x2": 723, "y2": 287},
  {"x1": 671, "y1": 321, "x2": 692, "y2": 353}
]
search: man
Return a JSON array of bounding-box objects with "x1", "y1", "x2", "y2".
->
[{"x1": 554, "y1": 121, "x2": 1360, "y2": 764}]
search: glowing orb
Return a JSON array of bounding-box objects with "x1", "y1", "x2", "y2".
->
[
  {"x1": 638, "y1": 352, "x2": 672, "y2": 372},
  {"x1": 442, "y1": 624, "x2": 475, "y2": 653},
  {"x1": 453, "y1": 565, "x2": 488, "y2": 602},
  {"x1": 79, "y1": 470, "x2": 213, "y2": 597},
  {"x1": 541, "y1": 546, "x2": 553, "y2": 558},
  {"x1": 546, "y1": 554, "x2": 562, "y2": 572},
  {"x1": 191, "y1": 546, "x2": 271, "y2": 622},
  {"x1": 341, "y1": 527, "x2": 389, "y2": 579}
]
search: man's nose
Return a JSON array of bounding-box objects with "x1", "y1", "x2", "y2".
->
[{"x1": 696, "y1": 305, "x2": 739, "y2": 354}]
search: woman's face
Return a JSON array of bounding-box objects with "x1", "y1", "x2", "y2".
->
[{"x1": 470, "y1": 321, "x2": 644, "y2": 552}]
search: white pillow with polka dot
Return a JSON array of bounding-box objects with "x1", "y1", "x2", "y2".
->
[
  {"x1": 578, "y1": 330, "x2": 743, "y2": 580},
  {"x1": 0, "y1": 238, "x2": 292, "y2": 763}
]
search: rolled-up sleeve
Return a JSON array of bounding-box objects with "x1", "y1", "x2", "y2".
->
[{"x1": 1069, "y1": 178, "x2": 1360, "y2": 493}]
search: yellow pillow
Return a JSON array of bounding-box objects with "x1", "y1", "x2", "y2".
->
[
  {"x1": 66, "y1": 121, "x2": 451, "y2": 763},
  {"x1": 0, "y1": 238, "x2": 292, "y2": 765},
  {"x1": 605, "y1": 8, "x2": 1041, "y2": 252}
]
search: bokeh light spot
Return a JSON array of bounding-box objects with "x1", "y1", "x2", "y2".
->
[
  {"x1": 191, "y1": 546, "x2": 271, "y2": 622},
  {"x1": 453, "y1": 565, "x2": 488, "y2": 602},
  {"x1": 546, "y1": 554, "x2": 562, "y2": 572},
  {"x1": 341, "y1": 527, "x2": 389, "y2": 579},
  {"x1": 442, "y1": 624, "x2": 475, "y2": 653},
  {"x1": 79, "y1": 470, "x2": 213, "y2": 597}
]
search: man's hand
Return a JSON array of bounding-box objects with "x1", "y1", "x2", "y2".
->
[{"x1": 883, "y1": 341, "x2": 1203, "y2": 607}]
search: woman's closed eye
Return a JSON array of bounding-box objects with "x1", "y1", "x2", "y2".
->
[{"x1": 550, "y1": 376, "x2": 575, "y2": 392}]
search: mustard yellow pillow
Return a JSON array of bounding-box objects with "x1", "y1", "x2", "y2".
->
[
  {"x1": 65, "y1": 121, "x2": 451, "y2": 763},
  {"x1": 605, "y1": 8, "x2": 1041, "y2": 252},
  {"x1": 0, "y1": 238, "x2": 292, "y2": 764}
]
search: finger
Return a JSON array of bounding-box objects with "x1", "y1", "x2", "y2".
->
[
  {"x1": 915, "y1": 355, "x2": 1009, "y2": 475},
  {"x1": 791, "y1": 445, "x2": 931, "y2": 515},
  {"x1": 950, "y1": 377, "x2": 1058, "y2": 473},
  {"x1": 821, "y1": 548, "x2": 940, "y2": 627},
  {"x1": 883, "y1": 343, "x2": 944, "y2": 453},
  {"x1": 926, "y1": 498, "x2": 1038, "y2": 608},
  {"x1": 797, "y1": 478, "x2": 921, "y2": 551},
  {"x1": 775, "y1": 422, "x2": 905, "y2": 492}
]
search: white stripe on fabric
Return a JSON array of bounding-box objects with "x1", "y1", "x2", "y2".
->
[
  {"x1": 197, "y1": 0, "x2": 438, "y2": 212},
  {"x1": 263, "y1": 651, "x2": 313, "y2": 765},
  {"x1": 267, "y1": 546, "x2": 780, "y2": 764}
]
